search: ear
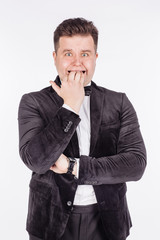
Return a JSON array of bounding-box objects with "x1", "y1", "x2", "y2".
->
[{"x1": 53, "y1": 51, "x2": 57, "y2": 64}]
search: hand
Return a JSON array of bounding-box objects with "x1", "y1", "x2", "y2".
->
[
  {"x1": 50, "y1": 154, "x2": 68, "y2": 173},
  {"x1": 50, "y1": 154, "x2": 77, "y2": 175},
  {"x1": 50, "y1": 71, "x2": 85, "y2": 114}
]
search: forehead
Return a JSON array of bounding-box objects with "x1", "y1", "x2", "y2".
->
[{"x1": 58, "y1": 35, "x2": 95, "y2": 51}]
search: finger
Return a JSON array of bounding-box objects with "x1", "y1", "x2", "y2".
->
[
  {"x1": 49, "y1": 81, "x2": 61, "y2": 95},
  {"x1": 50, "y1": 164, "x2": 55, "y2": 170},
  {"x1": 50, "y1": 165, "x2": 63, "y2": 174},
  {"x1": 74, "y1": 71, "x2": 81, "y2": 83},
  {"x1": 68, "y1": 71, "x2": 76, "y2": 83},
  {"x1": 80, "y1": 71, "x2": 86, "y2": 86},
  {"x1": 61, "y1": 75, "x2": 68, "y2": 83}
]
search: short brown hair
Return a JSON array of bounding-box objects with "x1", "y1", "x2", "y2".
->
[{"x1": 54, "y1": 18, "x2": 98, "y2": 53}]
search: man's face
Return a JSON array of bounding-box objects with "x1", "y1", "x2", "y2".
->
[{"x1": 53, "y1": 35, "x2": 98, "y2": 86}]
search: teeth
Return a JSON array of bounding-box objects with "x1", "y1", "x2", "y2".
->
[{"x1": 68, "y1": 70, "x2": 86, "y2": 73}]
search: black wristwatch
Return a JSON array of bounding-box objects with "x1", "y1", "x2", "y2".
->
[{"x1": 67, "y1": 157, "x2": 76, "y2": 175}]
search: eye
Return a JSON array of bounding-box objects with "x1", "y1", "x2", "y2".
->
[
  {"x1": 82, "y1": 53, "x2": 88, "y2": 57},
  {"x1": 65, "y1": 52, "x2": 72, "y2": 56}
]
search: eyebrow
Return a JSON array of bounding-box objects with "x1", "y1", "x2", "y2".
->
[
  {"x1": 62, "y1": 49, "x2": 72, "y2": 53},
  {"x1": 62, "y1": 49, "x2": 92, "y2": 53},
  {"x1": 81, "y1": 50, "x2": 92, "y2": 53}
]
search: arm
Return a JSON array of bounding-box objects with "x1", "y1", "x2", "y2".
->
[
  {"x1": 78, "y1": 94, "x2": 147, "y2": 185},
  {"x1": 18, "y1": 72, "x2": 85, "y2": 174},
  {"x1": 18, "y1": 93, "x2": 80, "y2": 174}
]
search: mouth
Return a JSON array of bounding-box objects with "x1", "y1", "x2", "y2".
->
[{"x1": 68, "y1": 70, "x2": 86, "y2": 74}]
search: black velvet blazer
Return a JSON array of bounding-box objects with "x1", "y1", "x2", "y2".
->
[{"x1": 18, "y1": 76, "x2": 146, "y2": 240}]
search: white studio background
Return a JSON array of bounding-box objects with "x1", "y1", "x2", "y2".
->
[{"x1": 0, "y1": 0, "x2": 159, "y2": 239}]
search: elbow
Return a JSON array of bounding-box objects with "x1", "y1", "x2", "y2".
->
[
  {"x1": 20, "y1": 148, "x2": 50, "y2": 174},
  {"x1": 21, "y1": 156, "x2": 50, "y2": 174},
  {"x1": 134, "y1": 154, "x2": 147, "y2": 181}
]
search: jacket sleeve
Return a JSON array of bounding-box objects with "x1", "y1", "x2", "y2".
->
[
  {"x1": 18, "y1": 93, "x2": 80, "y2": 174},
  {"x1": 78, "y1": 93, "x2": 147, "y2": 185}
]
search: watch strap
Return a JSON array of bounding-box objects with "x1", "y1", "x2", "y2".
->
[{"x1": 67, "y1": 157, "x2": 76, "y2": 175}]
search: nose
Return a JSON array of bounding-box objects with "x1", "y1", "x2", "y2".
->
[{"x1": 72, "y1": 54, "x2": 82, "y2": 66}]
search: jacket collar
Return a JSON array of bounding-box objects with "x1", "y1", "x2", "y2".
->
[{"x1": 49, "y1": 76, "x2": 63, "y2": 108}]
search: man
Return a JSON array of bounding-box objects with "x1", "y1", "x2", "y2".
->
[{"x1": 18, "y1": 18, "x2": 146, "y2": 240}]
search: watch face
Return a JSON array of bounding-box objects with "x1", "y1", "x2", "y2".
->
[
  {"x1": 71, "y1": 158, "x2": 76, "y2": 163},
  {"x1": 69, "y1": 157, "x2": 76, "y2": 163}
]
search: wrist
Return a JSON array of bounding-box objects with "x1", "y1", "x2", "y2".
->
[
  {"x1": 64, "y1": 101, "x2": 81, "y2": 114},
  {"x1": 72, "y1": 162, "x2": 77, "y2": 176},
  {"x1": 66, "y1": 157, "x2": 77, "y2": 175}
]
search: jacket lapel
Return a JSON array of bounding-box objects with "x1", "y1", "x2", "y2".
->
[{"x1": 89, "y1": 81, "x2": 104, "y2": 156}]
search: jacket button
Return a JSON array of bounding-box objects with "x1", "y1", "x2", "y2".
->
[
  {"x1": 67, "y1": 201, "x2": 72, "y2": 206},
  {"x1": 64, "y1": 121, "x2": 73, "y2": 132},
  {"x1": 64, "y1": 128, "x2": 69, "y2": 132}
]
